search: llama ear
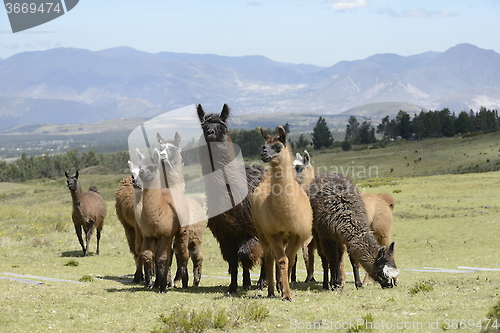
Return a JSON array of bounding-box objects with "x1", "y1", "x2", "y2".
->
[
  {"x1": 387, "y1": 242, "x2": 395, "y2": 256},
  {"x1": 75, "y1": 170, "x2": 79, "y2": 178},
  {"x1": 377, "y1": 246, "x2": 386, "y2": 261},
  {"x1": 152, "y1": 148, "x2": 161, "y2": 165},
  {"x1": 136, "y1": 148, "x2": 146, "y2": 162},
  {"x1": 64, "y1": 171, "x2": 68, "y2": 178},
  {"x1": 295, "y1": 153, "x2": 303, "y2": 163},
  {"x1": 174, "y1": 132, "x2": 181, "y2": 148},
  {"x1": 278, "y1": 126, "x2": 287, "y2": 146},
  {"x1": 220, "y1": 104, "x2": 230, "y2": 122},
  {"x1": 156, "y1": 133, "x2": 165, "y2": 145},
  {"x1": 259, "y1": 127, "x2": 271, "y2": 140},
  {"x1": 303, "y1": 150, "x2": 310, "y2": 167},
  {"x1": 196, "y1": 104, "x2": 205, "y2": 123}
]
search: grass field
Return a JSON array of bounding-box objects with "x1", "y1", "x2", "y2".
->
[{"x1": 1, "y1": 135, "x2": 500, "y2": 332}]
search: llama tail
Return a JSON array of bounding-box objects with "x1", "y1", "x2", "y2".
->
[{"x1": 238, "y1": 237, "x2": 263, "y2": 269}]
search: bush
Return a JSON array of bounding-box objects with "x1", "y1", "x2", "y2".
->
[{"x1": 341, "y1": 141, "x2": 352, "y2": 151}]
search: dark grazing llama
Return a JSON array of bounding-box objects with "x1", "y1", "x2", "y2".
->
[
  {"x1": 197, "y1": 104, "x2": 266, "y2": 293},
  {"x1": 65, "y1": 171, "x2": 107, "y2": 257}
]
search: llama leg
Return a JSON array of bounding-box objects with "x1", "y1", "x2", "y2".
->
[
  {"x1": 320, "y1": 253, "x2": 329, "y2": 290},
  {"x1": 157, "y1": 237, "x2": 175, "y2": 293},
  {"x1": 305, "y1": 237, "x2": 316, "y2": 282},
  {"x1": 331, "y1": 243, "x2": 345, "y2": 290},
  {"x1": 256, "y1": 260, "x2": 266, "y2": 290},
  {"x1": 290, "y1": 255, "x2": 298, "y2": 283},
  {"x1": 84, "y1": 222, "x2": 95, "y2": 257},
  {"x1": 133, "y1": 231, "x2": 144, "y2": 283},
  {"x1": 96, "y1": 227, "x2": 101, "y2": 255},
  {"x1": 74, "y1": 224, "x2": 85, "y2": 256},
  {"x1": 268, "y1": 235, "x2": 291, "y2": 301},
  {"x1": 173, "y1": 227, "x2": 189, "y2": 288},
  {"x1": 141, "y1": 237, "x2": 155, "y2": 289},
  {"x1": 349, "y1": 253, "x2": 363, "y2": 289},
  {"x1": 191, "y1": 244, "x2": 204, "y2": 287},
  {"x1": 263, "y1": 250, "x2": 275, "y2": 298}
]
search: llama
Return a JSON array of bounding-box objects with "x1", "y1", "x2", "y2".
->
[
  {"x1": 136, "y1": 148, "x2": 189, "y2": 293},
  {"x1": 65, "y1": 171, "x2": 107, "y2": 257},
  {"x1": 307, "y1": 172, "x2": 398, "y2": 290},
  {"x1": 114, "y1": 161, "x2": 145, "y2": 283},
  {"x1": 157, "y1": 132, "x2": 205, "y2": 287},
  {"x1": 197, "y1": 104, "x2": 265, "y2": 293},
  {"x1": 251, "y1": 126, "x2": 313, "y2": 301}
]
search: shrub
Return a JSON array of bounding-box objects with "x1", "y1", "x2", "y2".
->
[{"x1": 341, "y1": 141, "x2": 352, "y2": 151}]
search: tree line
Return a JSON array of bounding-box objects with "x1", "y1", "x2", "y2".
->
[
  {"x1": 0, "y1": 149, "x2": 129, "y2": 182},
  {"x1": 344, "y1": 107, "x2": 499, "y2": 145}
]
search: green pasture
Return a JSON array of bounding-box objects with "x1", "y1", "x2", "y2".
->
[{"x1": 1, "y1": 139, "x2": 500, "y2": 332}]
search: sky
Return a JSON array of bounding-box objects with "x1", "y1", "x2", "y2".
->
[{"x1": 0, "y1": 0, "x2": 499, "y2": 67}]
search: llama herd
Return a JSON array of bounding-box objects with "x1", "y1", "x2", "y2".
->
[{"x1": 65, "y1": 104, "x2": 399, "y2": 300}]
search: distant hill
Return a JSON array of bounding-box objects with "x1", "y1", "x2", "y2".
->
[
  {"x1": 340, "y1": 102, "x2": 424, "y2": 120},
  {"x1": 1, "y1": 43, "x2": 499, "y2": 130}
]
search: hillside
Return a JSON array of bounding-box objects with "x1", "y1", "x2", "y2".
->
[{"x1": 1, "y1": 43, "x2": 499, "y2": 130}]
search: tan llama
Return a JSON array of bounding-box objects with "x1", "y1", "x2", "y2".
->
[
  {"x1": 157, "y1": 132, "x2": 206, "y2": 287},
  {"x1": 251, "y1": 126, "x2": 312, "y2": 301},
  {"x1": 136, "y1": 148, "x2": 190, "y2": 293}
]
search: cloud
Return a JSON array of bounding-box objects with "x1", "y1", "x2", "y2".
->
[
  {"x1": 3, "y1": 44, "x2": 19, "y2": 50},
  {"x1": 247, "y1": 1, "x2": 262, "y2": 6},
  {"x1": 376, "y1": 8, "x2": 456, "y2": 18},
  {"x1": 328, "y1": 0, "x2": 369, "y2": 12},
  {"x1": 24, "y1": 40, "x2": 51, "y2": 48}
]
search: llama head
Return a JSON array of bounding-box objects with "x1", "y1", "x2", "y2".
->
[
  {"x1": 197, "y1": 104, "x2": 230, "y2": 142},
  {"x1": 373, "y1": 242, "x2": 399, "y2": 288},
  {"x1": 65, "y1": 171, "x2": 79, "y2": 191},
  {"x1": 138, "y1": 148, "x2": 161, "y2": 186},
  {"x1": 156, "y1": 132, "x2": 183, "y2": 172},
  {"x1": 128, "y1": 161, "x2": 143, "y2": 190},
  {"x1": 293, "y1": 150, "x2": 313, "y2": 186},
  {"x1": 259, "y1": 126, "x2": 288, "y2": 164}
]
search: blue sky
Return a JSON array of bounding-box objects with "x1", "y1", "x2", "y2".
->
[{"x1": 1, "y1": 0, "x2": 499, "y2": 66}]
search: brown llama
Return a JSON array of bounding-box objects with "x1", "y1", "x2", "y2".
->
[
  {"x1": 136, "y1": 148, "x2": 190, "y2": 293},
  {"x1": 65, "y1": 171, "x2": 107, "y2": 257},
  {"x1": 251, "y1": 126, "x2": 313, "y2": 301},
  {"x1": 293, "y1": 152, "x2": 398, "y2": 288},
  {"x1": 359, "y1": 192, "x2": 396, "y2": 286},
  {"x1": 307, "y1": 172, "x2": 398, "y2": 290},
  {"x1": 114, "y1": 163, "x2": 144, "y2": 283},
  {"x1": 157, "y1": 132, "x2": 206, "y2": 287},
  {"x1": 197, "y1": 104, "x2": 265, "y2": 293}
]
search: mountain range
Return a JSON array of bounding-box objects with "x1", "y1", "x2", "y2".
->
[{"x1": 0, "y1": 43, "x2": 499, "y2": 130}]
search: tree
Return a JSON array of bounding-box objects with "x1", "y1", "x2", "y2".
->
[
  {"x1": 295, "y1": 133, "x2": 310, "y2": 149},
  {"x1": 455, "y1": 111, "x2": 472, "y2": 134},
  {"x1": 345, "y1": 116, "x2": 360, "y2": 143},
  {"x1": 396, "y1": 110, "x2": 411, "y2": 139},
  {"x1": 312, "y1": 117, "x2": 333, "y2": 149},
  {"x1": 359, "y1": 119, "x2": 377, "y2": 144}
]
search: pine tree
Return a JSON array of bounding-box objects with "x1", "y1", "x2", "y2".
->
[{"x1": 312, "y1": 117, "x2": 333, "y2": 149}]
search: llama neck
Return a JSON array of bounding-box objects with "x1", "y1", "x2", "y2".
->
[
  {"x1": 161, "y1": 163, "x2": 185, "y2": 193},
  {"x1": 70, "y1": 182, "x2": 84, "y2": 208},
  {"x1": 346, "y1": 232, "x2": 381, "y2": 278},
  {"x1": 133, "y1": 188, "x2": 143, "y2": 223},
  {"x1": 269, "y1": 146, "x2": 300, "y2": 203}
]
